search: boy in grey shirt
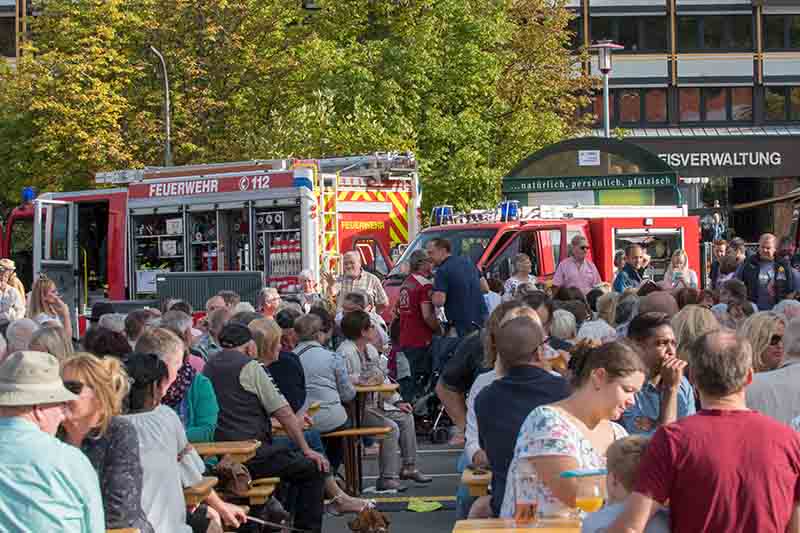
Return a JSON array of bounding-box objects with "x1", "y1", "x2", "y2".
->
[{"x1": 582, "y1": 436, "x2": 669, "y2": 533}]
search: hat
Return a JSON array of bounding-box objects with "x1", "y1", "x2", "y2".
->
[
  {"x1": 219, "y1": 322, "x2": 253, "y2": 349},
  {"x1": 0, "y1": 258, "x2": 15, "y2": 272},
  {"x1": 0, "y1": 351, "x2": 78, "y2": 406},
  {"x1": 89, "y1": 301, "x2": 115, "y2": 323}
]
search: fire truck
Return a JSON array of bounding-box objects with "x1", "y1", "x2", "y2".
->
[
  {"x1": 1, "y1": 153, "x2": 419, "y2": 330},
  {"x1": 382, "y1": 202, "x2": 701, "y2": 319}
]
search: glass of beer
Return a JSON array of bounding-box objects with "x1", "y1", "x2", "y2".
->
[
  {"x1": 575, "y1": 475, "x2": 606, "y2": 514},
  {"x1": 514, "y1": 459, "x2": 539, "y2": 525}
]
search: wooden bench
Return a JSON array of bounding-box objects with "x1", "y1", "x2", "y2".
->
[
  {"x1": 184, "y1": 476, "x2": 218, "y2": 507},
  {"x1": 322, "y1": 426, "x2": 393, "y2": 495},
  {"x1": 462, "y1": 467, "x2": 492, "y2": 497},
  {"x1": 221, "y1": 477, "x2": 281, "y2": 506},
  {"x1": 193, "y1": 440, "x2": 260, "y2": 463}
]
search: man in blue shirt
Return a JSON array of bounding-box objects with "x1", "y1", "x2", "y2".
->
[
  {"x1": 622, "y1": 312, "x2": 696, "y2": 435},
  {"x1": 475, "y1": 315, "x2": 570, "y2": 517},
  {"x1": 428, "y1": 238, "x2": 488, "y2": 337},
  {"x1": 613, "y1": 244, "x2": 645, "y2": 293},
  {"x1": 0, "y1": 350, "x2": 105, "y2": 533}
]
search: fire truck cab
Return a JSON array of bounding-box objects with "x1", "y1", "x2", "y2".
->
[{"x1": 382, "y1": 203, "x2": 701, "y2": 320}]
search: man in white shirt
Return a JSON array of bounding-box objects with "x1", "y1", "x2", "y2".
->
[{"x1": 747, "y1": 316, "x2": 800, "y2": 424}]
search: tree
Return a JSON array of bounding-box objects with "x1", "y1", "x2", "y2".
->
[{"x1": 0, "y1": 0, "x2": 589, "y2": 215}]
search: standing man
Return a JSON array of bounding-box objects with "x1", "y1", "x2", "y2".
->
[
  {"x1": 427, "y1": 238, "x2": 487, "y2": 337},
  {"x1": 778, "y1": 235, "x2": 800, "y2": 271},
  {"x1": 398, "y1": 250, "x2": 440, "y2": 401},
  {"x1": 552, "y1": 235, "x2": 602, "y2": 295},
  {"x1": 0, "y1": 351, "x2": 105, "y2": 532},
  {"x1": 327, "y1": 251, "x2": 388, "y2": 315},
  {"x1": 608, "y1": 330, "x2": 800, "y2": 533},
  {"x1": 710, "y1": 239, "x2": 727, "y2": 290},
  {"x1": 613, "y1": 244, "x2": 645, "y2": 293},
  {"x1": 738, "y1": 233, "x2": 794, "y2": 311}
]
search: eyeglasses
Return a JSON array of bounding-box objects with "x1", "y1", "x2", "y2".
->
[
  {"x1": 63, "y1": 380, "x2": 84, "y2": 395},
  {"x1": 770, "y1": 335, "x2": 784, "y2": 346}
]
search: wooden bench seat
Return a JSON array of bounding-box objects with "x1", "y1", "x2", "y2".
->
[
  {"x1": 462, "y1": 467, "x2": 492, "y2": 497},
  {"x1": 184, "y1": 476, "x2": 218, "y2": 507},
  {"x1": 321, "y1": 426, "x2": 392, "y2": 438},
  {"x1": 193, "y1": 440, "x2": 260, "y2": 463},
  {"x1": 222, "y1": 477, "x2": 280, "y2": 506}
]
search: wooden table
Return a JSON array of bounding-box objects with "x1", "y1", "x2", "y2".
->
[
  {"x1": 193, "y1": 440, "x2": 260, "y2": 464},
  {"x1": 462, "y1": 467, "x2": 492, "y2": 497},
  {"x1": 340, "y1": 382, "x2": 401, "y2": 495},
  {"x1": 184, "y1": 476, "x2": 218, "y2": 507},
  {"x1": 452, "y1": 518, "x2": 581, "y2": 532}
]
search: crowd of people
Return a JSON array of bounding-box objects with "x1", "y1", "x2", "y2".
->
[
  {"x1": 443, "y1": 231, "x2": 800, "y2": 533},
  {"x1": 3, "y1": 228, "x2": 800, "y2": 532}
]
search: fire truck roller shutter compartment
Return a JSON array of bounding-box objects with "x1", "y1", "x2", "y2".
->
[{"x1": 613, "y1": 228, "x2": 685, "y2": 283}]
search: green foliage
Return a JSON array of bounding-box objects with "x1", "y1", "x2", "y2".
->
[{"x1": 0, "y1": 0, "x2": 590, "y2": 214}]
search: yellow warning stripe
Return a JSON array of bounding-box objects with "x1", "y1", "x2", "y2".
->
[{"x1": 368, "y1": 495, "x2": 457, "y2": 503}]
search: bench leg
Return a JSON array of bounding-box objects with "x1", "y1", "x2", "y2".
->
[{"x1": 343, "y1": 436, "x2": 359, "y2": 496}]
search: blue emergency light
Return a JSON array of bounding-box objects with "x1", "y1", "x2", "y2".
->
[
  {"x1": 498, "y1": 200, "x2": 519, "y2": 222},
  {"x1": 430, "y1": 205, "x2": 454, "y2": 226},
  {"x1": 21, "y1": 187, "x2": 36, "y2": 204}
]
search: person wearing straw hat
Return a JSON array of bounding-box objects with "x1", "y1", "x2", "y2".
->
[
  {"x1": 0, "y1": 350, "x2": 105, "y2": 532},
  {"x1": 0, "y1": 258, "x2": 24, "y2": 321}
]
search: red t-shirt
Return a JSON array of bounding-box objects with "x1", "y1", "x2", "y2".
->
[
  {"x1": 398, "y1": 274, "x2": 434, "y2": 348},
  {"x1": 635, "y1": 409, "x2": 800, "y2": 533}
]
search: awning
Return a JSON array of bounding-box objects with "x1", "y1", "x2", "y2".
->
[{"x1": 733, "y1": 188, "x2": 800, "y2": 211}]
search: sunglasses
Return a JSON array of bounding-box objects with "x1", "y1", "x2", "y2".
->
[
  {"x1": 63, "y1": 380, "x2": 84, "y2": 395},
  {"x1": 770, "y1": 335, "x2": 783, "y2": 346},
  {"x1": 578, "y1": 246, "x2": 589, "y2": 250}
]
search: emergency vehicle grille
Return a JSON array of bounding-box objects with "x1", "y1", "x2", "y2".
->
[{"x1": 155, "y1": 272, "x2": 265, "y2": 310}]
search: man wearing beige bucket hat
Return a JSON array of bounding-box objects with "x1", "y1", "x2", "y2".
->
[
  {"x1": 0, "y1": 258, "x2": 24, "y2": 321},
  {"x1": 0, "y1": 350, "x2": 105, "y2": 532}
]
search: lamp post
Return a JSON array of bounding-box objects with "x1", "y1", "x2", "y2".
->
[
  {"x1": 590, "y1": 40, "x2": 624, "y2": 138},
  {"x1": 150, "y1": 46, "x2": 173, "y2": 167}
]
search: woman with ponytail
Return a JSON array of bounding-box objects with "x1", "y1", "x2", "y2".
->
[
  {"x1": 60, "y1": 352, "x2": 154, "y2": 533},
  {"x1": 123, "y1": 352, "x2": 246, "y2": 533},
  {"x1": 500, "y1": 341, "x2": 647, "y2": 518}
]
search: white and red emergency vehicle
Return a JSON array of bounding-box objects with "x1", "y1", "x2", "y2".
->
[{"x1": 0, "y1": 153, "x2": 420, "y2": 331}]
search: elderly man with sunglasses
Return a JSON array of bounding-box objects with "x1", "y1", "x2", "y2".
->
[
  {"x1": 552, "y1": 235, "x2": 602, "y2": 296},
  {"x1": 0, "y1": 351, "x2": 105, "y2": 532}
]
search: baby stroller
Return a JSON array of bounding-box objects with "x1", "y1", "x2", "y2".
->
[{"x1": 412, "y1": 334, "x2": 463, "y2": 444}]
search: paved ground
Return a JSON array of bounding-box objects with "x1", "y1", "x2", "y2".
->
[{"x1": 323, "y1": 443, "x2": 462, "y2": 533}]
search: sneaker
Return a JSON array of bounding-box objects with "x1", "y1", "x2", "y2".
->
[
  {"x1": 400, "y1": 468, "x2": 433, "y2": 484},
  {"x1": 375, "y1": 478, "x2": 408, "y2": 493}
]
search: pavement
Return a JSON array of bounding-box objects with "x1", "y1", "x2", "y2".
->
[{"x1": 323, "y1": 442, "x2": 462, "y2": 533}]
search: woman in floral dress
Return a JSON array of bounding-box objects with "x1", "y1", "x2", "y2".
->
[
  {"x1": 500, "y1": 341, "x2": 647, "y2": 518},
  {"x1": 503, "y1": 254, "x2": 538, "y2": 301}
]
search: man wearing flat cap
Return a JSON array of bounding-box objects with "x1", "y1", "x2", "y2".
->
[
  {"x1": 0, "y1": 350, "x2": 105, "y2": 532},
  {"x1": 203, "y1": 322, "x2": 328, "y2": 533},
  {"x1": 0, "y1": 258, "x2": 25, "y2": 321}
]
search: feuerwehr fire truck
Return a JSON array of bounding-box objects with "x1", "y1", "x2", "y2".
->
[{"x1": 0, "y1": 152, "x2": 420, "y2": 331}]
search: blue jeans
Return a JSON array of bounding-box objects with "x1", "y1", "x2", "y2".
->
[
  {"x1": 272, "y1": 429, "x2": 326, "y2": 456},
  {"x1": 456, "y1": 451, "x2": 476, "y2": 519}
]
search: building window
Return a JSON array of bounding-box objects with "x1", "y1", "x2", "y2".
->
[
  {"x1": 731, "y1": 87, "x2": 753, "y2": 121},
  {"x1": 590, "y1": 16, "x2": 667, "y2": 52},
  {"x1": 645, "y1": 89, "x2": 668, "y2": 123},
  {"x1": 677, "y1": 15, "x2": 753, "y2": 51},
  {"x1": 763, "y1": 87, "x2": 800, "y2": 122},
  {"x1": 619, "y1": 90, "x2": 641, "y2": 124},
  {"x1": 681, "y1": 87, "x2": 753, "y2": 123},
  {"x1": 0, "y1": 19, "x2": 14, "y2": 58},
  {"x1": 764, "y1": 15, "x2": 800, "y2": 50}
]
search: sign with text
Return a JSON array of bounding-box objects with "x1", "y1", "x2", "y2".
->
[
  {"x1": 502, "y1": 172, "x2": 678, "y2": 194},
  {"x1": 631, "y1": 136, "x2": 800, "y2": 178},
  {"x1": 128, "y1": 171, "x2": 295, "y2": 199},
  {"x1": 578, "y1": 150, "x2": 601, "y2": 166}
]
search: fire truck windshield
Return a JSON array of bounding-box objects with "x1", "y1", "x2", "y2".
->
[{"x1": 387, "y1": 228, "x2": 497, "y2": 278}]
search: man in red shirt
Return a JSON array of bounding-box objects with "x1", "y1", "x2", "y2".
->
[
  {"x1": 398, "y1": 249, "x2": 440, "y2": 401},
  {"x1": 608, "y1": 329, "x2": 800, "y2": 533}
]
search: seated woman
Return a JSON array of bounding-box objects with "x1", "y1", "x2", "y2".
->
[
  {"x1": 337, "y1": 310, "x2": 431, "y2": 491},
  {"x1": 250, "y1": 315, "x2": 368, "y2": 514},
  {"x1": 60, "y1": 353, "x2": 154, "y2": 533},
  {"x1": 661, "y1": 249, "x2": 699, "y2": 290},
  {"x1": 134, "y1": 327, "x2": 218, "y2": 442},
  {"x1": 82, "y1": 326, "x2": 133, "y2": 360},
  {"x1": 500, "y1": 341, "x2": 646, "y2": 518},
  {"x1": 27, "y1": 274, "x2": 72, "y2": 340},
  {"x1": 123, "y1": 352, "x2": 245, "y2": 533}
]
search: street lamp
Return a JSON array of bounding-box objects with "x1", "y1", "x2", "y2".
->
[
  {"x1": 150, "y1": 46, "x2": 173, "y2": 167},
  {"x1": 590, "y1": 40, "x2": 624, "y2": 138}
]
